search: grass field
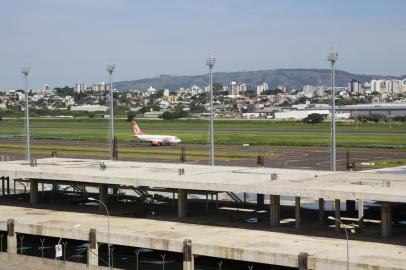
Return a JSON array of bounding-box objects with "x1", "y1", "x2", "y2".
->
[
  {"x1": 1, "y1": 118, "x2": 406, "y2": 149},
  {"x1": 371, "y1": 159, "x2": 406, "y2": 169},
  {"x1": 0, "y1": 143, "x2": 276, "y2": 161}
]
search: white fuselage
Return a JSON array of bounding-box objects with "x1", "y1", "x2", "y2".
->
[{"x1": 135, "y1": 134, "x2": 181, "y2": 145}]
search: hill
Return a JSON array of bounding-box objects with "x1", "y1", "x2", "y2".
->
[{"x1": 114, "y1": 68, "x2": 399, "y2": 91}]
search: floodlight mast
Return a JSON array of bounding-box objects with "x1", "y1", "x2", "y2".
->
[
  {"x1": 327, "y1": 52, "x2": 338, "y2": 172},
  {"x1": 107, "y1": 63, "x2": 116, "y2": 160},
  {"x1": 207, "y1": 56, "x2": 216, "y2": 166},
  {"x1": 22, "y1": 66, "x2": 31, "y2": 161}
]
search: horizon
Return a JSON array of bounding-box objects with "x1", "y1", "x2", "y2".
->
[
  {"x1": 2, "y1": 67, "x2": 405, "y2": 91},
  {"x1": 1, "y1": 0, "x2": 406, "y2": 89}
]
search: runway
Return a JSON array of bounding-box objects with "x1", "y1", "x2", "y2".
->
[{"x1": 1, "y1": 139, "x2": 405, "y2": 171}]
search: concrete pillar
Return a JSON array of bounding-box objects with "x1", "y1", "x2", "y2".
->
[
  {"x1": 334, "y1": 199, "x2": 341, "y2": 233},
  {"x1": 88, "y1": 228, "x2": 98, "y2": 266},
  {"x1": 178, "y1": 189, "x2": 188, "y2": 218},
  {"x1": 381, "y1": 201, "x2": 392, "y2": 238},
  {"x1": 295, "y1": 197, "x2": 301, "y2": 229},
  {"x1": 52, "y1": 183, "x2": 59, "y2": 197},
  {"x1": 183, "y1": 239, "x2": 194, "y2": 270},
  {"x1": 318, "y1": 198, "x2": 324, "y2": 225},
  {"x1": 257, "y1": 194, "x2": 264, "y2": 207},
  {"x1": 298, "y1": 252, "x2": 308, "y2": 270},
  {"x1": 346, "y1": 200, "x2": 356, "y2": 215},
  {"x1": 358, "y1": 199, "x2": 364, "y2": 229},
  {"x1": 270, "y1": 195, "x2": 280, "y2": 227},
  {"x1": 172, "y1": 192, "x2": 176, "y2": 208},
  {"x1": 7, "y1": 219, "x2": 16, "y2": 254},
  {"x1": 99, "y1": 184, "x2": 108, "y2": 210},
  {"x1": 215, "y1": 193, "x2": 219, "y2": 209},
  {"x1": 29, "y1": 179, "x2": 38, "y2": 204}
]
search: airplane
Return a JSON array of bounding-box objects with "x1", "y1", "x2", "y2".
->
[{"x1": 131, "y1": 120, "x2": 181, "y2": 146}]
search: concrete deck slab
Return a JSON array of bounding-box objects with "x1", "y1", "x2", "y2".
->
[
  {"x1": 0, "y1": 158, "x2": 405, "y2": 203},
  {"x1": 0, "y1": 205, "x2": 405, "y2": 270}
]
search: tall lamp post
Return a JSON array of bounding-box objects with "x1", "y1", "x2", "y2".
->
[
  {"x1": 206, "y1": 56, "x2": 215, "y2": 166},
  {"x1": 327, "y1": 52, "x2": 338, "y2": 172},
  {"x1": 107, "y1": 63, "x2": 116, "y2": 160},
  {"x1": 88, "y1": 197, "x2": 111, "y2": 268},
  {"x1": 328, "y1": 216, "x2": 355, "y2": 270},
  {"x1": 22, "y1": 66, "x2": 31, "y2": 161}
]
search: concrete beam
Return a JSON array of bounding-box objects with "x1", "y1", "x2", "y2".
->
[
  {"x1": 381, "y1": 201, "x2": 392, "y2": 238},
  {"x1": 295, "y1": 197, "x2": 300, "y2": 230},
  {"x1": 318, "y1": 198, "x2": 324, "y2": 225},
  {"x1": 257, "y1": 194, "x2": 264, "y2": 207},
  {"x1": 29, "y1": 179, "x2": 38, "y2": 204},
  {"x1": 270, "y1": 195, "x2": 280, "y2": 227},
  {"x1": 178, "y1": 189, "x2": 188, "y2": 218},
  {"x1": 183, "y1": 239, "x2": 194, "y2": 270},
  {"x1": 334, "y1": 199, "x2": 340, "y2": 233}
]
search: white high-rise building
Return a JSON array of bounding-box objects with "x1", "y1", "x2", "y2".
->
[
  {"x1": 348, "y1": 80, "x2": 361, "y2": 94},
  {"x1": 256, "y1": 82, "x2": 269, "y2": 95},
  {"x1": 391, "y1": 80, "x2": 402, "y2": 94},
  {"x1": 147, "y1": 86, "x2": 156, "y2": 95},
  {"x1": 74, "y1": 83, "x2": 87, "y2": 94},
  {"x1": 163, "y1": 89, "x2": 170, "y2": 97},
  {"x1": 315, "y1": 86, "x2": 325, "y2": 97},
  {"x1": 228, "y1": 81, "x2": 239, "y2": 96},
  {"x1": 303, "y1": 85, "x2": 315, "y2": 98},
  {"x1": 239, "y1": 83, "x2": 249, "y2": 93},
  {"x1": 92, "y1": 82, "x2": 108, "y2": 92}
]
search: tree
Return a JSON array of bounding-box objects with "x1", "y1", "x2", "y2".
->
[
  {"x1": 127, "y1": 111, "x2": 137, "y2": 121},
  {"x1": 303, "y1": 113, "x2": 324, "y2": 124},
  {"x1": 161, "y1": 107, "x2": 191, "y2": 120}
]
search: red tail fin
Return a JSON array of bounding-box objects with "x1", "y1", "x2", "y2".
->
[{"x1": 131, "y1": 120, "x2": 144, "y2": 136}]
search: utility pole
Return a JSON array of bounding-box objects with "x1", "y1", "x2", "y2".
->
[
  {"x1": 207, "y1": 56, "x2": 216, "y2": 166},
  {"x1": 328, "y1": 52, "x2": 338, "y2": 172},
  {"x1": 22, "y1": 66, "x2": 31, "y2": 161},
  {"x1": 106, "y1": 63, "x2": 116, "y2": 160}
]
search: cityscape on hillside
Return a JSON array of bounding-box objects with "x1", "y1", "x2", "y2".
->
[{"x1": 1, "y1": 73, "x2": 406, "y2": 120}]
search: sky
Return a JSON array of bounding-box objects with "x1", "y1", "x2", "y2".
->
[{"x1": 1, "y1": 0, "x2": 406, "y2": 90}]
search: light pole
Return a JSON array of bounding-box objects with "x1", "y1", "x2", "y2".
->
[
  {"x1": 328, "y1": 216, "x2": 355, "y2": 270},
  {"x1": 206, "y1": 56, "x2": 215, "y2": 166},
  {"x1": 106, "y1": 63, "x2": 116, "y2": 160},
  {"x1": 327, "y1": 52, "x2": 338, "y2": 172},
  {"x1": 88, "y1": 197, "x2": 111, "y2": 268},
  {"x1": 22, "y1": 65, "x2": 31, "y2": 161}
]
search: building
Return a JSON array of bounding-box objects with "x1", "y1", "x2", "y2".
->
[
  {"x1": 274, "y1": 109, "x2": 330, "y2": 120},
  {"x1": 256, "y1": 82, "x2": 269, "y2": 95},
  {"x1": 228, "y1": 81, "x2": 239, "y2": 96},
  {"x1": 92, "y1": 82, "x2": 108, "y2": 92},
  {"x1": 348, "y1": 79, "x2": 362, "y2": 94},
  {"x1": 147, "y1": 86, "x2": 156, "y2": 95},
  {"x1": 239, "y1": 83, "x2": 249, "y2": 93},
  {"x1": 74, "y1": 83, "x2": 87, "y2": 94},
  {"x1": 70, "y1": 105, "x2": 108, "y2": 112},
  {"x1": 303, "y1": 85, "x2": 316, "y2": 98}
]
